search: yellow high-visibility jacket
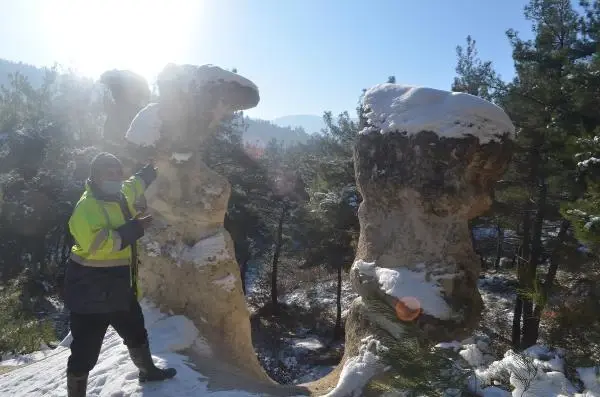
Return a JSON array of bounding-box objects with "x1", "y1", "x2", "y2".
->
[
  {"x1": 69, "y1": 176, "x2": 145, "y2": 266},
  {"x1": 65, "y1": 175, "x2": 146, "y2": 313}
]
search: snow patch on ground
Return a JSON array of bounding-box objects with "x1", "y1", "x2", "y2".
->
[
  {"x1": 147, "y1": 315, "x2": 200, "y2": 353},
  {"x1": 292, "y1": 337, "x2": 325, "y2": 351},
  {"x1": 360, "y1": 84, "x2": 515, "y2": 143},
  {"x1": 460, "y1": 343, "x2": 487, "y2": 368},
  {"x1": 433, "y1": 338, "x2": 600, "y2": 397},
  {"x1": 125, "y1": 102, "x2": 162, "y2": 147},
  {"x1": 478, "y1": 273, "x2": 517, "y2": 338},
  {"x1": 0, "y1": 346, "x2": 55, "y2": 367},
  {"x1": 0, "y1": 301, "x2": 263, "y2": 397},
  {"x1": 481, "y1": 386, "x2": 511, "y2": 397},
  {"x1": 355, "y1": 260, "x2": 451, "y2": 319},
  {"x1": 577, "y1": 367, "x2": 600, "y2": 396},
  {"x1": 171, "y1": 152, "x2": 194, "y2": 163},
  {"x1": 577, "y1": 157, "x2": 600, "y2": 170},
  {"x1": 282, "y1": 279, "x2": 357, "y2": 317}
]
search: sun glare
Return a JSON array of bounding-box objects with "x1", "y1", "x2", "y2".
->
[{"x1": 41, "y1": 0, "x2": 203, "y2": 84}]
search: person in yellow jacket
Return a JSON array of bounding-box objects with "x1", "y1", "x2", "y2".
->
[{"x1": 64, "y1": 152, "x2": 176, "y2": 397}]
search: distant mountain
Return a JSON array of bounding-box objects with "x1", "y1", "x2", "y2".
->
[
  {"x1": 272, "y1": 115, "x2": 326, "y2": 135},
  {"x1": 243, "y1": 117, "x2": 310, "y2": 147}
]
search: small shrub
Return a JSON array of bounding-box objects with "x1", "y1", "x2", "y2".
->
[{"x1": 0, "y1": 283, "x2": 56, "y2": 356}]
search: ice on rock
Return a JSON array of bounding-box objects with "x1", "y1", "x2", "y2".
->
[{"x1": 360, "y1": 84, "x2": 515, "y2": 143}]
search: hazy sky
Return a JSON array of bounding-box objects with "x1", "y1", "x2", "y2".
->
[{"x1": 0, "y1": 0, "x2": 534, "y2": 120}]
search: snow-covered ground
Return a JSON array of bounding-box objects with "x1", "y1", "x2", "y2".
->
[
  {"x1": 0, "y1": 300, "x2": 272, "y2": 397},
  {"x1": 437, "y1": 337, "x2": 600, "y2": 397},
  {"x1": 282, "y1": 278, "x2": 358, "y2": 318},
  {"x1": 1, "y1": 272, "x2": 598, "y2": 396},
  {"x1": 478, "y1": 273, "x2": 517, "y2": 340},
  {"x1": 251, "y1": 278, "x2": 356, "y2": 384}
]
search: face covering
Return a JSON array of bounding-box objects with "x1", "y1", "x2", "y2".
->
[{"x1": 99, "y1": 180, "x2": 123, "y2": 196}]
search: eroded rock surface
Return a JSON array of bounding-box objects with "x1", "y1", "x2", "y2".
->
[
  {"x1": 102, "y1": 74, "x2": 514, "y2": 396},
  {"x1": 102, "y1": 64, "x2": 271, "y2": 382},
  {"x1": 312, "y1": 84, "x2": 515, "y2": 396}
]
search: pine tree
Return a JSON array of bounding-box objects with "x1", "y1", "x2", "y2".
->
[
  {"x1": 452, "y1": 35, "x2": 504, "y2": 102},
  {"x1": 560, "y1": 0, "x2": 600, "y2": 251},
  {"x1": 202, "y1": 114, "x2": 273, "y2": 295},
  {"x1": 507, "y1": 0, "x2": 583, "y2": 349},
  {"x1": 452, "y1": 1, "x2": 585, "y2": 349},
  {"x1": 293, "y1": 111, "x2": 360, "y2": 338}
]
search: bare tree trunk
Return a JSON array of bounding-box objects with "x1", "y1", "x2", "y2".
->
[
  {"x1": 271, "y1": 202, "x2": 287, "y2": 313},
  {"x1": 513, "y1": 210, "x2": 532, "y2": 349},
  {"x1": 494, "y1": 222, "x2": 504, "y2": 269},
  {"x1": 524, "y1": 218, "x2": 569, "y2": 347},
  {"x1": 334, "y1": 262, "x2": 343, "y2": 340},
  {"x1": 512, "y1": 294, "x2": 523, "y2": 350},
  {"x1": 521, "y1": 179, "x2": 547, "y2": 349},
  {"x1": 240, "y1": 258, "x2": 249, "y2": 296}
]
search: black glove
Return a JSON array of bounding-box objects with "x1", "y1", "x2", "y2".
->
[
  {"x1": 135, "y1": 163, "x2": 158, "y2": 187},
  {"x1": 115, "y1": 219, "x2": 145, "y2": 250}
]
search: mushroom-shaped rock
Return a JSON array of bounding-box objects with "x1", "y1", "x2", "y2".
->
[
  {"x1": 156, "y1": 64, "x2": 260, "y2": 147},
  {"x1": 106, "y1": 64, "x2": 274, "y2": 384},
  {"x1": 100, "y1": 70, "x2": 150, "y2": 144},
  {"x1": 312, "y1": 84, "x2": 514, "y2": 396},
  {"x1": 122, "y1": 64, "x2": 260, "y2": 153}
]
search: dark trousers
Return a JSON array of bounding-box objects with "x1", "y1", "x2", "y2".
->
[{"x1": 67, "y1": 296, "x2": 149, "y2": 375}]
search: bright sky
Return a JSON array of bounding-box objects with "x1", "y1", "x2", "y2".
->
[{"x1": 0, "y1": 0, "x2": 534, "y2": 120}]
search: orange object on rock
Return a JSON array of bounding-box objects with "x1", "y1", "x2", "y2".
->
[{"x1": 394, "y1": 297, "x2": 422, "y2": 321}]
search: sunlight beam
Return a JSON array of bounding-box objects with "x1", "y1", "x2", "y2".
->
[{"x1": 40, "y1": 0, "x2": 203, "y2": 84}]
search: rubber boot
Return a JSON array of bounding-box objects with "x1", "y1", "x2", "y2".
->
[
  {"x1": 67, "y1": 372, "x2": 88, "y2": 397},
  {"x1": 128, "y1": 344, "x2": 177, "y2": 383}
]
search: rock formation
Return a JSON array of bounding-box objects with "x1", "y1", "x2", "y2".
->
[
  {"x1": 100, "y1": 69, "x2": 150, "y2": 144},
  {"x1": 103, "y1": 73, "x2": 514, "y2": 396},
  {"x1": 312, "y1": 84, "x2": 515, "y2": 396},
  {"x1": 100, "y1": 64, "x2": 276, "y2": 384}
]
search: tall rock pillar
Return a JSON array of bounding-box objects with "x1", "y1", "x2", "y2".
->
[{"x1": 313, "y1": 84, "x2": 515, "y2": 396}]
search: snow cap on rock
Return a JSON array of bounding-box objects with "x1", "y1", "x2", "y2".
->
[
  {"x1": 159, "y1": 63, "x2": 258, "y2": 92},
  {"x1": 125, "y1": 102, "x2": 162, "y2": 147},
  {"x1": 360, "y1": 84, "x2": 515, "y2": 144}
]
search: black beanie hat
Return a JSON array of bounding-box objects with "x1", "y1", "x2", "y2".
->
[{"x1": 89, "y1": 152, "x2": 123, "y2": 181}]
